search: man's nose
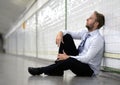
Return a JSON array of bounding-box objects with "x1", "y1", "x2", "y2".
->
[
  {"x1": 87, "y1": 18, "x2": 89, "y2": 21},
  {"x1": 86, "y1": 18, "x2": 89, "y2": 22}
]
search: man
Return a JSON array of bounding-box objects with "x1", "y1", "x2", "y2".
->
[{"x1": 28, "y1": 11, "x2": 105, "y2": 77}]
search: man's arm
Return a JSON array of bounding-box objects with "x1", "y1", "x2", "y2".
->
[
  {"x1": 56, "y1": 29, "x2": 86, "y2": 45},
  {"x1": 55, "y1": 30, "x2": 83, "y2": 47},
  {"x1": 61, "y1": 30, "x2": 85, "y2": 40},
  {"x1": 56, "y1": 31, "x2": 63, "y2": 47}
]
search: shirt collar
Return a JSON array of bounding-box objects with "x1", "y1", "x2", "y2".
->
[{"x1": 88, "y1": 29, "x2": 99, "y2": 36}]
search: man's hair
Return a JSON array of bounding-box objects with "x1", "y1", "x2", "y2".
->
[{"x1": 94, "y1": 11, "x2": 105, "y2": 29}]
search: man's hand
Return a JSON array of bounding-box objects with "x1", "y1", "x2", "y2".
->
[
  {"x1": 58, "y1": 51, "x2": 69, "y2": 60},
  {"x1": 56, "y1": 31, "x2": 64, "y2": 47}
]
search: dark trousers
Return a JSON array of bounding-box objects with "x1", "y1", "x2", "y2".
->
[{"x1": 42, "y1": 34, "x2": 93, "y2": 76}]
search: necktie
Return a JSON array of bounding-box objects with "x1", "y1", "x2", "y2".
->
[{"x1": 78, "y1": 33, "x2": 90, "y2": 53}]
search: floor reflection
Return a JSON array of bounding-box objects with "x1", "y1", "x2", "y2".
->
[{"x1": 28, "y1": 75, "x2": 65, "y2": 85}]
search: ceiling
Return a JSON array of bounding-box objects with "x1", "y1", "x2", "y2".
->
[{"x1": 0, "y1": 0, "x2": 35, "y2": 35}]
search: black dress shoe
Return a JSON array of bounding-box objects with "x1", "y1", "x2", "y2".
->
[{"x1": 28, "y1": 67, "x2": 43, "y2": 76}]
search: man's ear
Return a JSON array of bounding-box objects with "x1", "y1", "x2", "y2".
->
[{"x1": 95, "y1": 22, "x2": 99, "y2": 28}]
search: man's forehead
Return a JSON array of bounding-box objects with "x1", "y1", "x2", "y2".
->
[{"x1": 90, "y1": 13, "x2": 96, "y2": 18}]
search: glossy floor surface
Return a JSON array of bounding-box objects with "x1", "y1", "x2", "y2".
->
[{"x1": 0, "y1": 53, "x2": 120, "y2": 85}]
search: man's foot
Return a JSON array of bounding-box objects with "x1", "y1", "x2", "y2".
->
[{"x1": 28, "y1": 67, "x2": 43, "y2": 76}]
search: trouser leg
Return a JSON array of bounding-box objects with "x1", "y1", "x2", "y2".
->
[
  {"x1": 58, "y1": 34, "x2": 78, "y2": 55},
  {"x1": 43, "y1": 57, "x2": 76, "y2": 76},
  {"x1": 67, "y1": 58, "x2": 94, "y2": 76},
  {"x1": 43, "y1": 57, "x2": 93, "y2": 76}
]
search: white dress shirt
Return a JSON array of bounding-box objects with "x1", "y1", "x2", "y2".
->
[{"x1": 62, "y1": 29, "x2": 104, "y2": 75}]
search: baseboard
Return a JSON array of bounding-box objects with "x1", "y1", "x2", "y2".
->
[{"x1": 101, "y1": 66, "x2": 120, "y2": 74}]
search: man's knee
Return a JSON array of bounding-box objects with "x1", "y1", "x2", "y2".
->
[{"x1": 63, "y1": 34, "x2": 73, "y2": 41}]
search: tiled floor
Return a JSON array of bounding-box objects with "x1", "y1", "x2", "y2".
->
[{"x1": 0, "y1": 53, "x2": 120, "y2": 85}]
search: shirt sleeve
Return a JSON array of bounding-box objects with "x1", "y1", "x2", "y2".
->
[
  {"x1": 61, "y1": 29, "x2": 87, "y2": 39},
  {"x1": 70, "y1": 37, "x2": 104, "y2": 63}
]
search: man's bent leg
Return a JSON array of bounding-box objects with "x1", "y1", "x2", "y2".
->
[
  {"x1": 58, "y1": 34, "x2": 78, "y2": 55},
  {"x1": 55, "y1": 34, "x2": 78, "y2": 63}
]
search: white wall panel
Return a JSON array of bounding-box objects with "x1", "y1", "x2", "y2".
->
[
  {"x1": 24, "y1": 14, "x2": 36, "y2": 57},
  {"x1": 37, "y1": 0, "x2": 65, "y2": 60},
  {"x1": 16, "y1": 27, "x2": 24, "y2": 55},
  {"x1": 9, "y1": 31, "x2": 17, "y2": 54}
]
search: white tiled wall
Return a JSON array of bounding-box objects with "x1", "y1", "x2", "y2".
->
[
  {"x1": 16, "y1": 27, "x2": 24, "y2": 55},
  {"x1": 8, "y1": 31, "x2": 17, "y2": 54},
  {"x1": 37, "y1": 0, "x2": 65, "y2": 60},
  {"x1": 4, "y1": 0, "x2": 120, "y2": 69},
  {"x1": 24, "y1": 14, "x2": 36, "y2": 57}
]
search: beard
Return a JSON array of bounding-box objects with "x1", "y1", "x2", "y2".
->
[
  {"x1": 86, "y1": 22, "x2": 95, "y2": 31},
  {"x1": 86, "y1": 25, "x2": 92, "y2": 30}
]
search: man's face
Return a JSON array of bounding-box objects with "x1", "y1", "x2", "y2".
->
[{"x1": 86, "y1": 13, "x2": 97, "y2": 30}]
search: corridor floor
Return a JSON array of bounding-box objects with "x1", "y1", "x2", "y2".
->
[{"x1": 0, "y1": 53, "x2": 120, "y2": 85}]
